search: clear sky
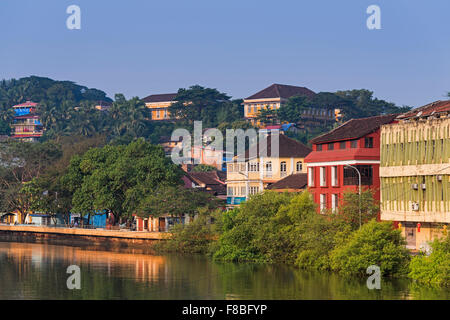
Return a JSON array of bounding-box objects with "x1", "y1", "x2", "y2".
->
[{"x1": 1, "y1": 0, "x2": 449, "y2": 108}]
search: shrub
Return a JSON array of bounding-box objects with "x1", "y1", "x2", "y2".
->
[
  {"x1": 212, "y1": 191, "x2": 296, "y2": 262},
  {"x1": 330, "y1": 220, "x2": 410, "y2": 276},
  {"x1": 409, "y1": 232, "x2": 450, "y2": 286},
  {"x1": 154, "y1": 209, "x2": 221, "y2": 254}
]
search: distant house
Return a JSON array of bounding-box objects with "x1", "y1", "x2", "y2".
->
[
  {"x1": 305, "y1": 114, "x2": 398, "y2": 213},
  {"x1": 143, "y1": 93, "x2": 178, "y2": 121},
  {"x1": 11, "y1": 101, "x2": 44, "y2": 142},
  {"x1": 183, "y1": 170, "x2": 227, "y2": 200},
  {"x1": 243, "y1": 84, "x2": 316, "y2": 124},
  {"x1": 94, "y1": 100, "x2": 113, "y2": 111},
  {"x1": 266, "y1": 173, "x2": 307, "y2": 193}
]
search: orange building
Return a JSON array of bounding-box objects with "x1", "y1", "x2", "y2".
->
[
  {"x1": 243, "y1": 84, "x2": 316, "y2": 124},
  {"x1": 143, "y1": 93, "x2": 177, "y2": 120}
]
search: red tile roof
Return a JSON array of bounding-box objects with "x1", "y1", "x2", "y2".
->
[
  {"x1": 267, "y1": 173, "x2": 307, "y2": 190},
  {"x1": 13, "y1": 101, "x2": 38, "y2": 108},
  {"x1": 310, "y1": 114, "x2": 398, "y2": 144},
  {"x1": 142, "y1": 93, "x2": 177, "y2": 103},
  {"x1": 245, "y1": 84, "x2": 316, "y2": 100},
  {"x1": 243, "y1": 134, "x2": 311, "y2": 159},
  {"x1": 397, "y1": 100, "x2": 450, "y2": 120},
  {"x1": 185, "y1": 171, "x2": 226, "y2": 195}
]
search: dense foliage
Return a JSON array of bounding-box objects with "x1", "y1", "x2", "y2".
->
[
  {"x1": 409, "y1": 232, "x2": 450, "y2": 286},
  {"x1": 330, "y1": 220, "x2": 410, "y2": 276},
  {"x1": 0, "y1": 140, "x2": 62, "y2": 223}
]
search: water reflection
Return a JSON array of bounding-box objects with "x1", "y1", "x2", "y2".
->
[{"x1": 0, "y1": 242, "x2": 448, "y2": 300}]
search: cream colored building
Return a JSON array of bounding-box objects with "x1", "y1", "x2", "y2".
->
[
  {"x1": 243, "y1": 84, "x2": 316, "y2": 122},
  {"x1": 226, "y1": 134, "x2": 311, "y2": 206},
  {"x1": 143, "y1": 93, "x2": 177, "y2": 120},
  {"x1": 380, "y1": 100, "x2": 450, "y2": 250}
]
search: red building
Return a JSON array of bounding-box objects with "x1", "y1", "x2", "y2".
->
[{"x1": 304, "y1": 114, "x2": 398, "y2": 212}]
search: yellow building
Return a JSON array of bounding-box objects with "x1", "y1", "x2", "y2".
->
[
  {"x1": 143, "y1": 93, "x2": 177, "y2": 120},
  {"x1": 243, "y1": 83, "x2": 316, "y2": 124},
  {"x1": 380, "y1": 100, "x2": 450, "y2": 251},
  {"x1": 226, "y1": 134, "x2": 311, "y2": 206}
]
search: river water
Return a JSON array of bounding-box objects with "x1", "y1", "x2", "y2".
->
[{"x1": 0, "y1": 241, "x2": 448, "y2": 300}]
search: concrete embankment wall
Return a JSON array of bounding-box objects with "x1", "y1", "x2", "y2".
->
[{"x1": 0, "y1": 225, "x2": 169, "y2": 254}]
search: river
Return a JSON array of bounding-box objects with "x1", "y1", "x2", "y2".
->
[{"x1": 0, "y1": 241, "x2": 448, "y2": 300}]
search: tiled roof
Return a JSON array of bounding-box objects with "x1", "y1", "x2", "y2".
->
[
  {"x1": 185, "y1": 171, "x2": 226, "y2": 195},
  {"x1": 243, "y1": 134, "x2": 311, "y2": 159},
  {"x1": 397, "y1": 100, "x2": 450, "y2": 120},
  {"x1": 142, "y1": 93, "x2": 177, "y2": 103},
  {"x1": 13, "y1": 101, "x2": 38, "y2": 108},
  {"x1": 245, "y1": 84, "x2": 316, "y2": 100},
  {"x1": 310, "y1": 114, "x2": 398, "y2": 144},
  {"x1": 267, "y1": 173, "x2": 307, "y2": 190}
]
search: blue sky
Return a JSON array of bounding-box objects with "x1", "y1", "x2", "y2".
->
[{"x1": 1, "y1": 0, "x2": 449, "y2": 108}]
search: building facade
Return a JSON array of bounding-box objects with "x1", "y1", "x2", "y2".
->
[
  {"x1": 226, "y1": 134, "x2": 311, "y2": 206},
  {"x1": 305, "y1": 114, "x2": 397, "y2": 213},
  {"x1": 243, "y1": 84, "x2": 316, "y2": 124},
  {"x1": 11, "y1": 101, "x2": 44, "y2": 142},
  {"x1": 380, "y1": 100, "x2": 450, "y2": 250},
  {"x1": 143, "y1": 93, "x2": 177, "y2": 121}
]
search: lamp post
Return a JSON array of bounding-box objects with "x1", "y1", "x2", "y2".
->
[{"x1": 345, "y1": 164, "x2": 362, "y2": 229}]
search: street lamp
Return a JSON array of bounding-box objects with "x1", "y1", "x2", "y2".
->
[{"x1": 345, "y1": 164, "x2": 362, "y2": 229}]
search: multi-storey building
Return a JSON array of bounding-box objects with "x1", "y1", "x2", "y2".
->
[
  {"x1": 380, "y1": 100, "x2": 450, "y2": 250},
  {"x1": 143, "y1": 93, "x2": 177, "y2": 120},
  {"x1": 304, "y1": 114, "x2": 397, "y2": 213},
  {"x1": 11, "y1": 101, "x2": 44, "y2": 142},
  {"x1": 243, "y1": 84, "x2": 316, "y2": 123},
  {"x1": 226, "y1": 134, "x2": 311, "y2": 206}
]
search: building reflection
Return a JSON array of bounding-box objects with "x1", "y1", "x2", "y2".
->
[{"x1": 0, "y1": 242, "x2": 167, "y2": 283}]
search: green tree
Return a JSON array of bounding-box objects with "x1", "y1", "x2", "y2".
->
[
  {"x1": 136, "y1": 184, "x2": 221, "y2": 220},
  {"x1": 62, "y1": 139, "x2": 183, "y2": 223},
  {"x1": 409, "y1": 231, "x2": 450, "y2": 286},
  {"x1": 330, "y1": 220, "x2": 410, "y2": 276},
  {"x1": 168, "y1": 85, "x2": 232, "y2": 127},
  {"x1": 335, "y1": 189, "x2": 380, "y2": 231},
  {"x1": 0, "y1": 140, "x2": 61, "y2": 223}
]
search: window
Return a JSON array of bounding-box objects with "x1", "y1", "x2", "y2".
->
[
  {"x1": 308, "y1": 167, "x2": 315, "y2": 187},
  {"x1": 331, "y1": 194, "x2": 338, "y2": 213},
  {"x1": 280, "y1": 161, "x2": 287, "y2": 176},
  {"x1": 331, "y1": 166, "x2": 338, "y2": 186},
  {"x1": 340, "y1": 141, "x2": 346, "y2": 149},
  {"x1": 320, "y1": 167, "x2": 327, "y2": 187},
  {"x1": 227, "y1": 187, "x2": 234, "y2": 196},
  {"x1": 365, "y1": 137, "x2": 374, "y2": 148},
  {"x1": 320, "y1": 194, "x2": 327, "y2": 212},
  {"x1": 350, "y1": 140, "x2": 358, "y2": 148},
  {"x1": 249, "y1": 186, "x2": 259, "y2": 195},
  {"x1": 265, "y1": 161, "x2": 272, "y2": 177},
  {"x1": 316, "y1": 144, "x2": 323, "y2": 151},
  {"x1": 296, "y1": 161, "x2": 303, "y2": 172},
  {"x1": 163, "y1": 109, "x2": 168, "y2": 118},
  {"x1": 248, "y1": 162, "x2": 259, "y2": 172},
  {"x1": 241, "y1": 186, "x2": 246, "y2": 196},
  {"x1": 328, "y1": 143, "x2": 334, "y2": 150},
  {"x1": 343, "y1": 165, "x2": 373, "y2": 186}
]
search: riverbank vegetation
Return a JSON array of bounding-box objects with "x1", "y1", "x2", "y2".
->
[
  {"x1": 161, "y1": 190, "x2": 448, "y2": 285},
  {"x1": 409, "y1": 233, "x2": 450, "y2": 286}
]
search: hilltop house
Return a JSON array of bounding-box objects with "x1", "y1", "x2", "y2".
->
[
  {"x1": 11, "y1": 101, "x2": 44, "y2": 142},
  {"x1": 143, "y1": 93, "x2": 178, "y2": 121}
]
